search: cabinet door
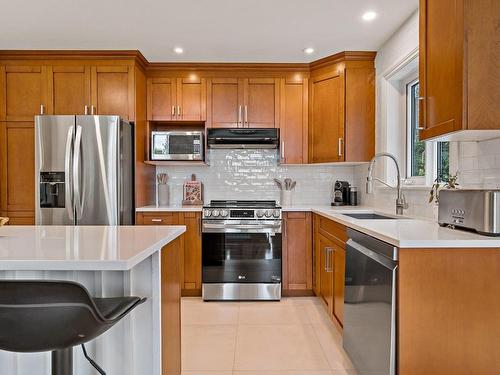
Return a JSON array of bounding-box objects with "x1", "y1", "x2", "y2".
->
[
  {"x1": 177, "y1": 77, "x2": 206, "y2": 121},
  {"x1": 207, "y1": 78, "x2": 243, "y2": 128},
  {"x1": 419, "y1": 0, "x2": 464, "y2": 139},
  {"x1": 283, "y1": 212, "x2": 312, "y2": 291},
  {"x1": 147, "y1": 77, "x2": 176, "y2": 121},
  {"x1": 279, "y1": 78, "x2": 308, "y2": 164},
  {"x1": 319, "y1": 235, "x2": 334, "y2": 312},
  {"x1": 0, "y1": 122, "x2": 35, "y2": 216},
  {"x1": 180, "y1": 212, "x2": 202, "y2": 294},
  {"x1": 310, "y1": 71, "x2": 345, "y2": 163},
  {"x1": 333, "y1": 243, "x2": 345, "y2": 326},
  {"x1": 91, "y1": 66, "x2": 131, "y2": 120},
  {"x1": 136, "y1": 212, "x2": 178, "y2": 225},
  {"x1": 243, "y1": 78, "x2": 279, "y2": 128},
  {"x1": 0, "y1": 66, "x2": 48, "y2": 121},
  {"x1": 48, "y1": 66, "x2": 91, "y2": 115}
]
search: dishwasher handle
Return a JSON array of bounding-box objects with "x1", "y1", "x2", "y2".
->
[{"x1": 346, "y1": 239, "x2": 397, "y2": 270}]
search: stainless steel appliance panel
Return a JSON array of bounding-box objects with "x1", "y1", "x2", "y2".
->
[
  {"x1": 35, "y1": 115, "x2": 76, "y2": 225},
  {"x1": 344, "y1": 229, "x2": 397, "y2": 375},
  {"x1": 202, "y1": 283, "x2": 281, "y2": 301}
]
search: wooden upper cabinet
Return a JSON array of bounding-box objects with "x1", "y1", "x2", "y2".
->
[
  {"x1": 47, "y1": 66, "x2": 91, "y2": 115},
  {"x1": 91, "y1": 65, "x2": 131, "y2": 120},
  {"x1": 177, "y1": 78, "x2": 206, "y2": 121},
  {"x1": 0, "y1": 122, "x2": 35, "y2": 216},
  {"x1": 243, "y1": 78, "x2": 279, "y2": 128},
  {"x1": 310, "y1": 71, "x2": 345, "y2": 163},
  {"x1": 0, "y1": 65, "x2": 48, "y2": 121},
  {"x1": 147, "y1": 78, "x2": 176, "y2": 121},
  {"x1": 419, "y1": 0, "x2": 500, "y2": 141},
  {"x1": 207, "y1": 78, "x2": 243, "y2": 128},
  {"x1": 147, "y1": 77, "x2": 206, "y2": 121},
  {"x1": 283, "y1": 212, "x2": 312, "y2": 292},
  {"x1": 279, "y1": 78, "x2": 308, "y2": 164}
]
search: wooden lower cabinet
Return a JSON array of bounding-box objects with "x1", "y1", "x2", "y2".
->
[
  {"x1": 160, "y1": 236, "x2": 182, "y2": 375},
  {"x1": 136, "y1": 211, "x2": 202, "y2": 297},
  {"x1": 313, "y1": 214, "x2": 346, "y2": 328},
  {"x1": 282, "y1": 212, "x2": 313, "y2": 295}
]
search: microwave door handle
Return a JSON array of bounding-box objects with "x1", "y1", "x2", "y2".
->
[{"x1": 64, "y1": 127, "x2": 74, "y2": 221}]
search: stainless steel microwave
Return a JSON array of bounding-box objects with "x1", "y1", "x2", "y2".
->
[{"x1": 151, "y1": 131, "x2": 204, "y2": 161}]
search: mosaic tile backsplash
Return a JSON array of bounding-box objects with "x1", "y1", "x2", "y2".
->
[{"x1": 156, "y1": 149, "x2": 355, "y2": 206}]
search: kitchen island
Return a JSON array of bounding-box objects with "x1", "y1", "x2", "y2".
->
[{"x1": 0, "y1": 225, "x2": 186, "y2": 375}]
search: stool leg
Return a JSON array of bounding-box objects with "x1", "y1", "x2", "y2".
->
[{"x1": 51, "y1": 348, "x2": 73, "y2": 375}]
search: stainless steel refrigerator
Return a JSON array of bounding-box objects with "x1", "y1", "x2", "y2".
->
[{"x1": 35, "y1": 115, "x2": 134, "y2": 225}]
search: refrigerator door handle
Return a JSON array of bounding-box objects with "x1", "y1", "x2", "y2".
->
[
  {"x1": 73, "y1": 125, "x2": 83, "y2": 220},
  {"x1": 64, "y1": 127, "x2": 74, "y2": 220}
]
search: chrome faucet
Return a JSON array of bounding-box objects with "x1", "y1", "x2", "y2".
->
[{"x1": 366, "y1": 152, "x2": 408, "y2": 215}]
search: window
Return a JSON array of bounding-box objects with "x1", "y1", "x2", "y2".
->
[{"x1": 406, "y1": 79, "x2": 450, "y2": 184}]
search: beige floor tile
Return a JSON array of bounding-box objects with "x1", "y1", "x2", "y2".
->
[
  {"x1": 238, "y1": 303, "x2": 310, "y2": 325},
  {"x1": 234, "y1": 324, "x2": 330, "y2": 371},
  {"x1": 182, "y1": 372, "x2": 233, "y2": 375},
  {"x1": 182, "y1": 301, "x2": 239, "y2": 325},
  {"x1": 312, "y1": 324, "x2": 355, "y2": 370},
  {"x1": 280, "y1": 296, "x2": 322, "y2": 306},
  {"x1": 305, "y1": 303, "x2": 336, "y2": 326},
  {"x1": 233, "y1": 371, "x2": 334, "y2": 375},
  {"x1": 182, "y1": 325, "x2": 237, "y2": 371}
]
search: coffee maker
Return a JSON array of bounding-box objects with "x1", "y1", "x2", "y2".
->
[{"x1": 332, "y1": 180, "x2": 350, "y2": 206}]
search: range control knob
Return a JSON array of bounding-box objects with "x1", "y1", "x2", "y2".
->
[
  {"x1": 272, "y1": 209, "x2": 281, "y2": 218},
  {"x1": 265, "y1": 210, "x2": 272, "y2": 218},
  {"x1": 203, "y1": 209, "x2": 212, "y2": 217},
  {"x1": 256, "y1": 210, "x2": 265, "y2": 218},
  {"x1": 220, "y1": 209, "x2": 229, "y2": 218},
  {"x1": 212, "y1": 209, "x2": 220, "y2": 217}
]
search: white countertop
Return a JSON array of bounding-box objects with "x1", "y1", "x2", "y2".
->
[
  {"x1": 137, "y1": 205, "x2": 203, "y2": 212},
  {"x1": 135, "y1": 204, "x2": 500, "y2": 248},
  {"x1": 0, "y1": 225, "x2": 186, "y2": 271}
]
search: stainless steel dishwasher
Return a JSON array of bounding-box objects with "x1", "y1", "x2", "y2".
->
[{"x1": 343, "y1": 228, "x2": 397, "y2": 375}]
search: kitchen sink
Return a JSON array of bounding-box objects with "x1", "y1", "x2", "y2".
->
[{"x1": 342, "y1": 213, "x2": 403, "y2": 220}]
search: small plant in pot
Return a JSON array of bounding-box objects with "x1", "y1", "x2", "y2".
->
[{"x1": 429, "y1": 173, "x2": 459, "y2": 204}]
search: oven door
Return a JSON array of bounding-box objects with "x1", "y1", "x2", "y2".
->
[{"x1": 202, "y1": 220, "x2": 282, "y2": 284}]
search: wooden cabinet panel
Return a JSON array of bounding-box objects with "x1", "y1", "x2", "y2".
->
[
  {"x1": 207, "y1": 78, "x2": 243, "y2": 128},
  {"x1": 244, "y1": 78, "x2": 279, "y2": 128},
  {"x1": 419, "y1": 0, "x2": 464, "y2": 138},
  {"x1": 177, "y1": 78, "x2": 206, "y2": 121},
  {"x1": 283, "y1": 212, "x2": 312, "y2": 293},
  {"x1": 333, "y1": 243, "x2": 345, "y2": 326},
  {"x1": 91, "y1": 66, "x2": 130, "y2": 120},
  {"x1": 0, "y1": 66, "x2": 48, "y2": 121},
  {"x1": 180, "y1": 212, "x2": 202, "y2": 294},
  {"x1": 310, "y1": 71, "x2": 344, "y2": 163},
  {"x1": 48, "y1": 66, "x2": 91, "y2": 115},
  {"x1": 318, "y1": 234, "x2": 334, "y2": 312},
  {"x1": 147, "y1": 78, "x2": 176, "y2": 121},
  {"x1": 0, "y1": 122, "x2": 35, "y2": 213},
  {"x1": 279, "y1": 78, "x2": 308, "y2": 164},
  {"x1": 136, "y1": 212, "x2": 178, "y2": 225}
]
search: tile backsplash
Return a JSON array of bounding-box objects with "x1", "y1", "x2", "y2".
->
[{"x1": 156, "y1": 149, "x2": 356, "y2": 206}]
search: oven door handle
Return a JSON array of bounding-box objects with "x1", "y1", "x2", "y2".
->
[{"x1": 202, "y1": 223, "x2": 281, "y2": 233}]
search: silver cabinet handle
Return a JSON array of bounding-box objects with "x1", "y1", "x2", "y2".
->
[
  {"x1": 73, "y1": 125, "x2": 83, "y2": 220},
  {"x1": 40, "y1": 105, "x2": 45, "y2": 115},
  {"x1": 244, "y1": 105, "x2": 248, "y2": 127},
  {"x1": 90, "y1": 105, "x2": 95, "y2": 115},
  {"x1": 64, "y1": 127, "x2": 74, "y2": 221},
  {"x1": 171, "y1": 105, "x2": 175, "y2": 117},
  {"x1": 338, "y1": 138, "x2": 343, "y2": 157},
  {"x1": 324, "y1": 247, "x2": 328, "y2": 271},
  {"x1": 84, "y1": 105, "x2": 89, "y2": 115},
  {"x1": 281, "y1": 141, "x2": 285, "y2": 160},
  {"x1": 326, "y1": 247, "x2": 333, "y2": 272},
  {"x1": 177, "y1": 105, "x2": 181, "y2": 118},
  {"x1": 283, "y1": 219, "x2": 287, "y2": 238},
  {"x1": 238, "y1": 105, "x2": 242, "y2": 127},
  {"x1": 151, "y1": 218, "x2": 163, "y2": 223}
]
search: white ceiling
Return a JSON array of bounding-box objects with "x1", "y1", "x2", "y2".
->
[{"x1": 0, "y1": 0, "x2": 418, "y2": 63}]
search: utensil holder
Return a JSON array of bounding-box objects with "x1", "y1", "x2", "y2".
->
[
  {"x1": 280, "y1": 190, "x2": 292, "y2": 207},
  {"x1": 157, "y1": 183, "x2": 169, "y2": 206}
]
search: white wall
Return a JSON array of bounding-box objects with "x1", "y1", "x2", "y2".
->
[{"x1": 355, "y1": 10, "x2": 500, "y2": 219}]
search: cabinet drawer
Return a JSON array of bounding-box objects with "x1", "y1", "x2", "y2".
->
[
  {"x1": 318, "y1": 216, "x2": 347, "y2": 244},
  {"x1": 140, "y1": 212, "x2": 177, "y2": 225}
]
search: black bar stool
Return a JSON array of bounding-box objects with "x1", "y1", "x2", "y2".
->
[{"x1": 0, "y1": 280, "x2": 146, "y2": 375}]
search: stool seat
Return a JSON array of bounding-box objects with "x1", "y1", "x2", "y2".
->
[{"x1": 93, "y1": 296, "x2": 143, "y2": 320}]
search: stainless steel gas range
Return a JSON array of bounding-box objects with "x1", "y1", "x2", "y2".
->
[{"x1": 201, "y1": 200, "x2": 282, "y2": 301}]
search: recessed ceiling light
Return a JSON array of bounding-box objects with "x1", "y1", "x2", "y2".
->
[
  {"x1": 173, "y1": 47, "x2": 184, "y2": 54},
  {"x1": 303, "y1": 47, "x2": 315, "y2": 55},
  {"x1": 362, "y1": 11, "x2": 377, "y2": 21}
]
